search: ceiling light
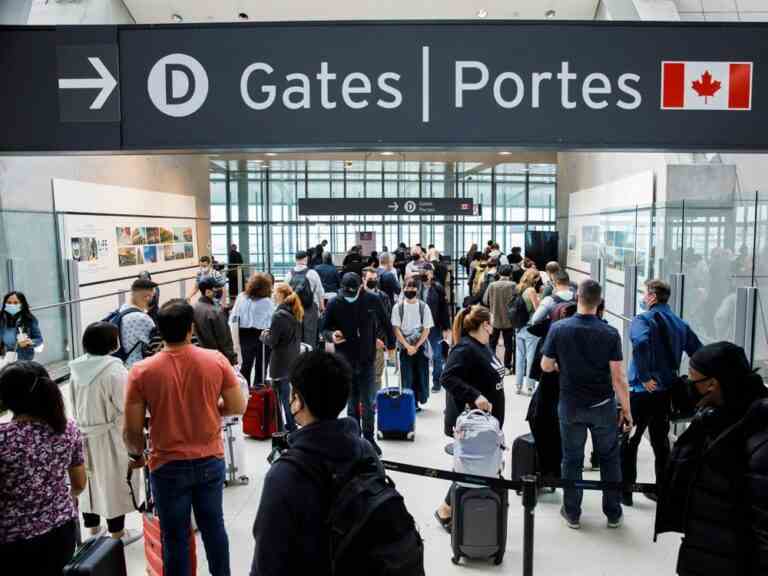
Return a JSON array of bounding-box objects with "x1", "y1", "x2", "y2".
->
[
  {"x1": 171, "y1": 13, "x2": 183, "y2": 22},
  {"x1": 265, "y1": 152, "x2": 277, "y2": 157},
  {"x1": 477, "y1": 9, "x2": 488, "y2": 18},
  {"x1": 498, "y1": 151, "x2": 512, "y2": 156},
  {"x1": 238, "y1": 12, "x2": 249, "y2": 20},
  {"x1": 380, "y1": 151, "x2": 395, "y2": 156},
  {"x1": 545, "y1": 9, "x2": 556, "y2": 19}
]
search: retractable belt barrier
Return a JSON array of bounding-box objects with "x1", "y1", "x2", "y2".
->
[{"x1": 381, "y1": 459, "x2": 657, "y2": 576}]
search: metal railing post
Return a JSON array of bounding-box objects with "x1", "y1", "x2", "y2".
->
[
  {"x1": 735, "y1": 286, "x2": 758, "y2": 365},
  {"x1": 669, "y1": 273, "x2": 685, "y2": 318},
  {"x1": 521, "y1": 475, "x2": 538, "y2": 576},
  {"x1": 65, "y1": 260, "x2": 83, "y2": 360}
]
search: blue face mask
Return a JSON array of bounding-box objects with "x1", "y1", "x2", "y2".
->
[
  {"x1": 4, "y1": 304, "x2": 20, "y2": 316},
  {"x1": 344, "y1": 295, "x2": 359, "y2": 304},
  {"x1": 639, "y1": 300, "x2": 648, "y2": 311}
]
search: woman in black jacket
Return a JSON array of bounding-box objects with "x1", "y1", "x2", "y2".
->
[
  {"x1": 655, "y1": 341, "x2": 768, "y2": 576},
  {"x1": 261, "y1": 282, "x2": 303, "y2": 432},
  {"x1": 434, "y1": 305, "x2": 506, "y2": 531}
]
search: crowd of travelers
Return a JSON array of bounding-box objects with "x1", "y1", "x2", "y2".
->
[{"x1": 1, "y1": 238, "x2": 767, "y2": 576}]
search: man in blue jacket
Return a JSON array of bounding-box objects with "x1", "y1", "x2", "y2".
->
[{"x1": 623, "y1": 279, "x2": 702, "y2": 506}]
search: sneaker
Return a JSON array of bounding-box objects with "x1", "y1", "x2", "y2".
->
[
  {"x1": 431, "y1": 386, "x2": 441, "y2": 393},
  {"x1": 516, "y1": 386, "x2": 523, "y2": 395},
  {"x1": 560, "y1": 507, "x2": 580, "y2": 530},
  {"x1": 607, "y1": 515, "x2": 624, "y2": 529},
  {"x1": 622, "y1": 492, "x2": 634, "y2": 507},
  {"x1": 119, "y1": 528, "x2": 144, "y2": 547},
  {"x1": 526, "y1": 385, "x2": 534, "y2": 395}
]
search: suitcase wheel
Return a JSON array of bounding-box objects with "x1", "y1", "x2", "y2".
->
[
  {"x1": 239, "y1": 476, "x2": 250, "y2": 484},
  {"x1": 407, "y1": 431, "x2": 415, "y2": 441}
]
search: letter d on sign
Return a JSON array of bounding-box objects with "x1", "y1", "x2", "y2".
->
[{"x1": 148, "y1": 54, "x2": 209, "y2": 117}]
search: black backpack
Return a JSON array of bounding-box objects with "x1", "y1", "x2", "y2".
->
[
  {"x1": 279, "y1": 452, "x2": 425, "y2": 576},
  {"x1": 507, "y1": 292, "x2": 531, "y2": 329},
  {"x1": 290, "y1": 269, "x2": 315, "y2": 309},
  {"x1": 102, "y1": 307, "x2": 144, "y2": 362}
]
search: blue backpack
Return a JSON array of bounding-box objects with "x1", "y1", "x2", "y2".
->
[{"x1": 102, "y1": 307, "x2": 144, "y2": 362}]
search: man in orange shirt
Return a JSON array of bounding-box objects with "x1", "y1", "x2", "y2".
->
[{"x1": 124, "y1": 299, "x2": 246, "y2": 576}]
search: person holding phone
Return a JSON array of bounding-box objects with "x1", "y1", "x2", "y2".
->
[
  {"x1": 1, "y1": 292, "x2": 43, "y2": 362},
  {"x1": 435, "y1": 305, "x2": 507, "y2": 531}
]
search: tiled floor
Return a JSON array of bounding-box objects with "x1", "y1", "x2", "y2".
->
[{"x1": 98, "y1": 368, "x2": 682, "y2": 576}]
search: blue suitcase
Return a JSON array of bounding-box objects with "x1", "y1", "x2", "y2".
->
[{"x1": 376, "y1": 356, "x2": 416, "y2": 440}]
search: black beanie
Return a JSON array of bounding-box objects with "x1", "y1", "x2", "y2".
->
[{"x1": 689, "y1": 341, "x2": 751, "y2": 383}]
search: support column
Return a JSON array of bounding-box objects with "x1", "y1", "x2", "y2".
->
[
  {"x1": 236, "y1": 161, "x2": 250, "y2": 264},
  {"x1": 444, "y1": 162, "x2": 456, "y2": 256}
]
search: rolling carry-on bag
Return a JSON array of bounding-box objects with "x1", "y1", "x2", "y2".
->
[
  {"x1": 510, "y1": 433, "x2": 539, "y2": 482},
  {"x1": 376, "y1": 352, "x2": 416, "y2": 441},
  {"x1": 63, "y1": 537, "x2": 127, "y2": 576},
  {"x1": 451, "y1": 484, "x2": 508, "y2": 566},
  {"x1": 243, "y1": 342, "x2": 279, "y2": 439},
  {"x1": 222, "y1": 368, "x2": 250, "y2": 485}
]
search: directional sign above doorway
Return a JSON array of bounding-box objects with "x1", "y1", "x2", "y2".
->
[
  {"x1": 57, "y1": 44, "x2": 119, "y2": 123},
  {"x1": 298, "y1": 198, "x2": 475, "y2": 216}
]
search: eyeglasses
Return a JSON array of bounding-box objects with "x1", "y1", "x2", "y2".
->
[{"x1": 685, "y1": 375, "x2": 711, "y2": 386}]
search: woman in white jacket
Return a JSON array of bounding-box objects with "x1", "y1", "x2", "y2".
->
[{"x1": 68, "y1": 322, "x2": 142, "y2": 545}]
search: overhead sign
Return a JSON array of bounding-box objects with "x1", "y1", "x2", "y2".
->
[
  {"x1": 0, "y1": 22, "x2": 767, "y2": 151},
  {"x1": 298, "y1": 198, "x2": 475, "y2": 216}
]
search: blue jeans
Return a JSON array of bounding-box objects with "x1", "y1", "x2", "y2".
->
[
  {"x1": 272, "y1": 379, "x2": 296, "y2": 432},
  {"x1": 428, "y1": 327, "x2": 445, "y2": 389},
  {"x1": 400, "y1": 348, "x2": 430, "y2": 405},
  {"x1": 347, "y1": 362, "x2": 376, "y2": 439},
  {"x1": 515, "y1": 327, "x2": 540, "y2": 389},
  {"x1": 150, "y1": 457, "x2": 230, "y2": 576},
  {"x1": 558, "y1": 399, "x2": 623, "y2": 522}
]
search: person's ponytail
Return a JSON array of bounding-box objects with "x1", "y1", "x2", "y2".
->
[
  {"x1": 284, "y1": 293, "x2": 304, "y2": 323},
  {"x1": 452, "y1": 308, "x2": 469, "y2": 347}
]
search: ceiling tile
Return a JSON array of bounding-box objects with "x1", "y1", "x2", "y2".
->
[
  {"x1": 678, "y1": 12, "x2": 707, "y2": 20},
  {"x1": 704, "y1": 10, "x2": 740, "y2": 19},
  {"x1": 675, "y1": 0, "x2": 704, "y2": 12},
  {"x1": 702, "y1": 0, "x2": 737, "y2": 11},
  {"x1": 735, "y1": 0, "x2": 768, "y2": 10}
]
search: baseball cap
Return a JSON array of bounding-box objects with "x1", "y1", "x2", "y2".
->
[
  {"x1": 295, "y1": 250, "x2": 309, "y2": 261},
  {"x1": 132, "y1": 278, "x2": 157, "y2": 291},
  {"x1": 340, "y1": 272, "x2": 361, "y2": 298},
  {"x1": 198, "y1": 277, "x2": 219, "y2": 293}
]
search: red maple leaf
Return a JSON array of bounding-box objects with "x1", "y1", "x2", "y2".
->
[{"x1": 691, "y1": 70, "x2": 721, "y2": 104}]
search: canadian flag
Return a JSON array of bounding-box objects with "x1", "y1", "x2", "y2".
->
[{"x1": 661, "y1": 61, "x2": 753, "y2": 110}]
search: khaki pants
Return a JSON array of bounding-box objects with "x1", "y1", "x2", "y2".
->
[{"x1": 375, "y1": 347, "x2": 386, "y2": 389}]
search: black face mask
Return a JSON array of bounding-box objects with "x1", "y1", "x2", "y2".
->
[
  {"x1": 366, "y1": 280, "x2": 378, "y2": 290},
  {"x1": 404, "y1": 290, "x2": 418, "y2": 299},
  {"x1": 686, "y1": 376, "x2": 710, "y2": 405}
]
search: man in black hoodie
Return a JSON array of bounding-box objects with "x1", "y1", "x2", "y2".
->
[
  {"x1": 321, "y1": 273, "x2": 396, "y2": 455},
  {"x1": 250, "y1": 351, "x2": 383, "y2": 576}
]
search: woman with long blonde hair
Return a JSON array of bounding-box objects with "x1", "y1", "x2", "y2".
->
[
  {"x1": 515, "y1": 267, "x2": 542, "y2": 394},
  {"x1": 261, "y1": 282, "x2": 303, "y2": 431}
]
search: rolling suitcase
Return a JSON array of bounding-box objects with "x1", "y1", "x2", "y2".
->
[
  {"x1": 510, "y1": 433, "x2": 539, "y2": 482},
  {"x1": 243, "y1": 342, "x2": 279, "y2": 439},
  {"x1": 451, "y1": 484, "x2": 507, "y2": 566},
  {"x1": 63, "y1": 537, "x2": 127, "y2": 576},
  {"x1": 222, "y1": 368, "x2": 250, "y2": 485},
  {"x1": 376, "y1": 352, "x2": 416, "y2": 441}
]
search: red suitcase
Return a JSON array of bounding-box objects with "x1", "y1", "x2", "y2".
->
[
  {"x1": 143, "y1": 513, "x2": 197, "y2": 576},
  {"x1": 243, "y1": 386, "x2": 278, "y2": 439}
]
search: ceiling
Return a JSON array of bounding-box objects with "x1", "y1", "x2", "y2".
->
[
  {"x1": 121, "y1": 0, "x2": 601, "y2": 24},
  {"x1": 674, "y1": 0, "x2": 768, "y2": 21}
]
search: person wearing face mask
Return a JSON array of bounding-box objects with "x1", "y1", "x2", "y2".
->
[
  {"x1": 622, "y1": 279, "x2": 701, "y2": 506},
  {"x1": 320, "y1": 273, "x2": 396, "y2": 455},
  {"x1": 193, "y1": 278, "x2": 238, "y2": 366},
  {"x1": 420, "y1": 264, "x2": 451, "y2": 394},
  {"x1": 435, "y1": 305, "x2": 506, "y2": 531},
  {"x1": 250, "y1": 351, "x2": 387, "y2": 575},
  {"x1": 362, "y1": 268, "x2": 392, "y2": 390},
  {"x1": 68, "y1": 322, "x2": 143, "y2": 546},
  {"x1": 0, "y1": 291, "x2": 43, "y2": 363},
  {"x1": 655, "y1": 341, "x2": 768, "y2": 576},
  {"x1": 405, "y1": 245, "x2": 428, "y2": 278},
  {"x1": 189, "y1": 255, "x2": 227, "y2": 302},
  {"x1": 392, "y1": 279, "x2": 434, "y2": 409},
  {"x1": 117, "y1": 278, "x2": 158, "y2": 368}
]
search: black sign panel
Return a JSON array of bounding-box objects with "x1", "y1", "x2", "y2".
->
[
  {"x1": 57, "y1": 44, "x2": 119, "y2": 123},
  {"x1": 2, "y1": 21, "x2": 768, "y2": 152},
  {"x1": 298, "y1": 197, "x2": 475, "y2": 216}
]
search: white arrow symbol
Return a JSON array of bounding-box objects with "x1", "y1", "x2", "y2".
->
[
  {"x1": 388, "y1": 201, "x2": 399, "y2": 212},
  {"x1": 58, "y1": 57, "x2": 117, "y2": 110}
]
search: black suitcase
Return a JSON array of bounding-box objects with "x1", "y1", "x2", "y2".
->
[
  {"x1": 511, "y1": 433, "x2": 539, "y2": 482},
  {"x1": 450, "y1": 484, "x2": 507, "y2": 566},
  {"x1": 63, "y1": 537, "x2": 127, "y2": 576}
]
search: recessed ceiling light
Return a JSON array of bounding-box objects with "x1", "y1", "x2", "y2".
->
[
  {"x1": 238, "y1": 12, "x2": 249, "y2": 20},
  {"x1": 380, "y1": 151, "x2": 395, "y2": 156},
  {"x1": 498, "y1": 151, "x2": 513, "y2": 156},
  {"x1": 545, "y1": 9, "x2": 556, "y2": 19},
  {"x1": 265, "y1": 152, "x2": 277, "y2": 157},
  {"x1": 171, "y1": 13, "x2": 183, "y2": 22},
  {"x1": 477, "y1": 9, "x2": 488, "y2": 18}
]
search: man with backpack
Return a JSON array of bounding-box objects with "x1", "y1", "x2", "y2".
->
[
  {"x1": 107, "y1": 278, "x2": 158, "y2": 368},
  {"x1": 362, "y1": 267, "x2": 392, "y2": 390},
  {"x1": 286, "y1": 251, "x2": 325, "y2": 348},
  {"x1": 421, "y1": 264, "x2": 451, "y2": 393},
  {"x1": 392, "y1": 278, "x2": 434, "y2": 409},
  {"x1": 621, "y1": 279, "x2": 701, "y2": 506},
  {"x1": 531, "y1": 270, "x2": 576, "y2": 326},
  {"x1": 483, "y1": 265, "x2": 517, "y2": 375},
  {"x1": 249, "y1": 350, "x2": 424, "y2": 576}
]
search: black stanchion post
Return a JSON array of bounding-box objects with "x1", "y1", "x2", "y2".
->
[{"x1": 521, "y1": 475, "x2": 538, "y2": 576}]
